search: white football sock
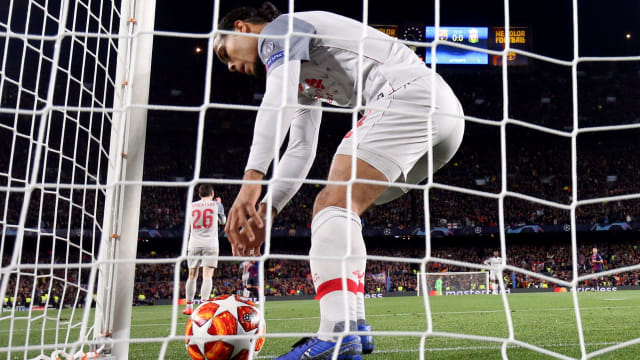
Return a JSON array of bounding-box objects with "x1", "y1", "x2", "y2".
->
[
  {"x1": 310, "y1": 206, "x2": 366, "y2": 341},
  {"x1": 357, "y1": 290, "x2": 366, "y2": 325},
  {"x1": 185, "y1": 279, "x2": 196, "y2": 308},
  {"x1": 200, "y1": 279, "x2": 212, "y2": 302}
]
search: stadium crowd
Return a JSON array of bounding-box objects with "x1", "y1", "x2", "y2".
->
[
  {"x1": 3, "y1": 239, "x2": 640, "y2": 308},
  {"x1": 1, "y1": 63, "x2": 639, "y2": 233},
  {"x1": 2, "y1": 61, "x2": 640, "y2": 307}
]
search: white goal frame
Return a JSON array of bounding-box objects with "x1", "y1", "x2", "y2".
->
[
  {"x1": 416, "y1": 271, "x2": 490, "y2": 296},
  {"x1": 0, "y1": 0, "x2": 154, "y2": 359},
  {"x1": 3, "y1": 1, "x2": 640, "y2": 360}
]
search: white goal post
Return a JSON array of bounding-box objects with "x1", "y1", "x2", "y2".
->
[
  {"x1": 416, "y1": 271, "x2": 490, "y2": 296},
  {"x1": 1, "y1": 0, "x2": 154, "y2": 359},
  {"x1": 3, "y1": 0, "x2": 640, "y2": 360}
]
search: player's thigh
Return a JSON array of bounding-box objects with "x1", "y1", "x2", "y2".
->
[
  {"x1": 187, "y1": 247, "x2": 218, "y2": 269},
  {"x1": 336, "y1": 75, "x2": 464, "y2": 206},
  {"x1": 314, "y1": 155, "x2": 388, "y2": 216},
  {"x1": 200, "y1": 248, "x2": 219, "y2": 268},
  {"x1": 187, "y1": 248, "x2": 203, "y2": 270}
]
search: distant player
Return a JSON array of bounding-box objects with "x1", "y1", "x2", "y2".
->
[
  {"x1": 591, "y1": 247, "x2": 604, "y2": 286},
  {"x1": 435, "y1": 276, "x2": 443, "y2": 296},
  {"x1": 215, "y1": 2, "x2": 464, "y2": 358},
  {"x1": 484, "y1": 250, "x2": 503, "y2": 294},
  {"x1": 183, "y1": 184, "x2": 226, "y2": 315},
  {"x1": 240, "y1": 260, "x2": 259, "y2": 301},
  {"x1": 241, "y1": 260, "x2": 252, "y2": 295}
]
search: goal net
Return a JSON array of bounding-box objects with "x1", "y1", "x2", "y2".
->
[
  {"x1": 1, "y1": 0, "x2": 154, "y2": 358},
  {"x1": 417, "y1": 271, "x2": 489, "y2": 296},
  {"x1": 3, "y1": 0, "x2": 640, "y2": 359}
]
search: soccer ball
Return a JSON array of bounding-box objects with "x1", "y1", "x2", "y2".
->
[{"x1": 185, "y1": 295, "x2": 265, "y2": 360}]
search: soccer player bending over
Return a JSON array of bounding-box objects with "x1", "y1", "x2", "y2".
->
[{"x1": 215, "y1": 3, "x2": 465, "y2": 359}]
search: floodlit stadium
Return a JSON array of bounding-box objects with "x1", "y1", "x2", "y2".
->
[{"x1": 1, "y1": 1, "x2": 639, "y2": 359}]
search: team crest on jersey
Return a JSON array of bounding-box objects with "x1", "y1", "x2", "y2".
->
[{"x1": 263, "y1": 41, "x2": 275, "y2": 54}]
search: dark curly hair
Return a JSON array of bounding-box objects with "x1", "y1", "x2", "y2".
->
[{"x1": 218, "y1": 2, "x2": 282, "y2": 31}]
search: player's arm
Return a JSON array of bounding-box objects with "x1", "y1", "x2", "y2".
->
[
  {"x1": 226, "y1": 61, "x2": 302, "y2": 256},
  {"x1": 185, "y1": 202, "x2": 193, "y2": 238},
  {"x1": 216, "y1": 200, "x2": 226, "y2": 226},
  {"x1": 260, "y1": 94, "x2": 321, "y2": 215}
]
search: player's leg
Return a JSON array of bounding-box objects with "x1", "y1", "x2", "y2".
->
[
  {"x1": 199, "y1": 248, "x2": 219, "y2": 301},
  {"x1": 184, "y1": 264, "x2": 199, "y2": 315},
  {"x1": 242, "y1": 272, "x2": 249, "y2": 291},
  {"x1": 249, "y1": 276, "x2": 260, "y2": 300},
  {"x1": 346, "y1": 75, "x2": 462, "y2": 354},
  {"x1": 200, "y1": 266, "x2": 215, "y2": 301},
  {"x1": 274, "y1": 156, "x2": 385, "y2": 360},
  {"x1": 315, "y1": 155, "x2": 387, "y2": 356}
]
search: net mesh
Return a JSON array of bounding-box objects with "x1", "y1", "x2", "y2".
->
[
  {"x1": 1, "y1": 0, "x2": 121, "y2": 358},
  {"x1": 3, "y1": 0, "x2": 640, "y2": 359}
]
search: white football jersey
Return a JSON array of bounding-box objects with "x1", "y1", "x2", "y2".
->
[
  {"x1": 246, "y1": 11, "x2": 451, "y2": 212},
  {"x1": 187, "y1": 199, "x2": 226, "y2": 249},
  {"x1": 484, "y1": 256, "x2": 503, "y2": 268},
  {"x1": 259, "y1": 11, "x2": 428, "y2": 107}
]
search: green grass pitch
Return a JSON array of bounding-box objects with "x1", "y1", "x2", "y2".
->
[{"x1": 3, "y1": 291, "x2": 640, "y2": 359}]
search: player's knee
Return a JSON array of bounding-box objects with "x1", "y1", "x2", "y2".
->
[{"x1": 313, "y1": 185, "x2": 380, "y2": 216}]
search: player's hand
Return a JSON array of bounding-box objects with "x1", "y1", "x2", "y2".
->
[
  {"x1": 232, "y1": 216, "x2": 265, "y2": 257},
  {"x1": 215, "y1": 196, "x2": 222, "y2": 203},
  {"x1": 226, "y1": 197, "x2": 263, "y2": 256},
  {"x1": 225, "y1": 170, "x2": 264, "y2": 257}
]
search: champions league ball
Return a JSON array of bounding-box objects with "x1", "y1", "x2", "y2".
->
[{"x1": 185, "y1": 295, "x2": 265, "y2": 360}]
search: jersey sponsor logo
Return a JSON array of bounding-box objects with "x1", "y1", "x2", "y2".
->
[
  {"x1": 300, "y1": 78, "x2": 337, "y2": 103},
  {"x1": 304, "y1": 78, "x2": 325, "y2": 90},
  {"x1": 265, "y1": 50, "x2": 284, "y2": 70}
]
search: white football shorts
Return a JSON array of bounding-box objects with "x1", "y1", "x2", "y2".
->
[
  {"x1": 187, "y1": 247, "x2": 219, "y2": 268},
  {"x1": 335, "y1": 72, "x2": 465, "y2": 205}
]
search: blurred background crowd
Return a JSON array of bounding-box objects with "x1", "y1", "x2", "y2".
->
[{"x1": 2, "y1": 60, "x2": 640, "y2": 307}]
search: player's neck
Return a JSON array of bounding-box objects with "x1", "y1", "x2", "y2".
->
[{"x1": 201, "y1": 196, "x2": 213, "y2": 201}]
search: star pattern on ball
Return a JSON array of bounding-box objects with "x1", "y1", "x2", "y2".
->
[
  {"x1": 187, "y1": 296, "x2": 262, "y2": 360},
  {"x1": 213, "y1": 296, "x2": 259, "y2": 359},
  {"x1": 212, "y1": 295, "x2": 250, "y2": 319},
  {"x1": 188, "y1": 314, "x2": 215, "y2": 357}
]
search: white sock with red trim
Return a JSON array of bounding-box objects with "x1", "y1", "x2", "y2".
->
[{"x1": 310, "y1": 206, "x2": 366, "y2": 341}]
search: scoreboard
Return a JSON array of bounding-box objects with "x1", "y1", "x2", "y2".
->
[
  {"x1": 375, "y1": 23, "x2": 531, "y2": 66},
  {"x1": 424, "y1": 26, "x2": 489, "y2": 65}
]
